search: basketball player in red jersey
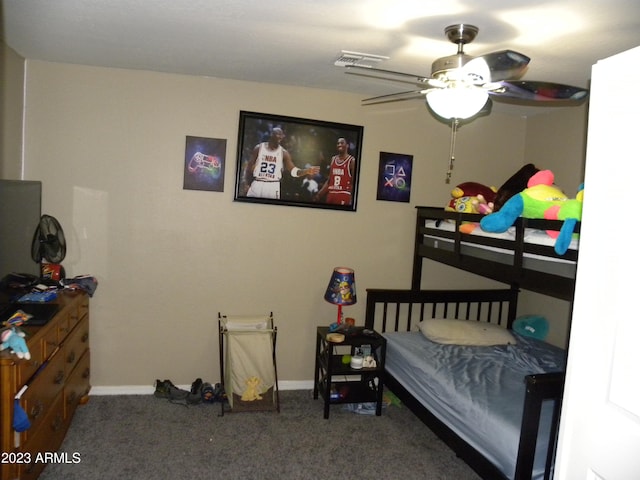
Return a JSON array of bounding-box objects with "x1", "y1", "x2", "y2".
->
[{"x1": 315, "y1": 137, "x2": 355, "y2": 205}]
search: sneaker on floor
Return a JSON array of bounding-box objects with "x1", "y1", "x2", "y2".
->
[
  {"x1": 190, "y1": 378, "x2": 203, "y2": 394},
  {"x1": 212, "y1": 383, "x2": 227, "y2": 403},
  {"x1": 201, "y1": 382, "x2": 215, "y2": 403},
  {"x1": 187, "y1": 378, "x2": 203, "y2": 405},
  {"x1": 167, "y1": 383, "x2": 190, "y2": 402},
  {"x1": 154, "y1": 379, "x2": 175, "y2": 399}
]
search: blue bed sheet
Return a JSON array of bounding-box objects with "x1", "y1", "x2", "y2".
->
[{"x1": 383, "y1": 331, "x2": 566, "y2": 480}]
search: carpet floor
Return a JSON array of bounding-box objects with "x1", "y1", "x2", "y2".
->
[{"x1": 39, "y1": 390, "x2": 481, "y2": 480}]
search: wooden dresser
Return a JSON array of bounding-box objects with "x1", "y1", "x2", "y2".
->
[{"x1": 0, "y1": 292, "x2": 90, "y2": 480}]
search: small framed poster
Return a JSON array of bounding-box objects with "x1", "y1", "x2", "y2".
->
[
  {"x1": 183, "y1": 136, "x2": 226, "y2": 192},
  {"x1": 376, "y1": 152, "x2": 413, "y2": 202}
]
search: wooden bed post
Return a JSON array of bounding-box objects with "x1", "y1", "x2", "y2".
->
[
  {"x1": 507, "y1": 285, "x2": 520, "y2": 329},
  {"x1": 412, "y1": 207, "x2": 424, "y2": 290},
  {"x1": 515, "y1": 372, "x2": 565, "y2": 479}
]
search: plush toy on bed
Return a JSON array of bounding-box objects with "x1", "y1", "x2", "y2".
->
[
  {"x1": 445, "y1": 181, "x2": 497, "y2": 214},
  {"x1": 480, "y1": 170, "x2": 583, "y2": 255},
  {"x1": 492, "y1": 163, "x2": 540, "y2": 212}
]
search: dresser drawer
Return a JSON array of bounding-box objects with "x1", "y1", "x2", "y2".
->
[
  {"x1": 17, "y1": 353, "x2": 45, "y2": 387},
  {"x1": 62, "y1": 317, "x2": 90, "y2": 375},
  {"x1": 71, "y1": 296, "x2": 89, "y2": 331},
  {"x1": 18, "y1": 393, "x2": 67, "y2": 480},
  {"x1": 21, "y1": 350, "x2": 66, "y2": 442},
  {"x1": 42, "y1": 322, "x2": 62, "y2": 359},
  {"x1": 64, "y1": 349, "x2": 91, "y2": 419}
]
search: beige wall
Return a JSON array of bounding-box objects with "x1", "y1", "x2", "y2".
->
[
  {"x1": 519, "y1": 105, "x2": 588, "y2": 347},
  {"x1": 0, "y1": 40, "x2": 24, "y2": 178},
  {"x1": 525, "y1": 106, "x2": 588, "y2": 189},
  {"x1": 17, "y1": 59, "x2": 586, "y2": 387}
]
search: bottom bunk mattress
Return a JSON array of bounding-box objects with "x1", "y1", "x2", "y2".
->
[{"x1": 383, "y1": 330, "x2": 566, "y2": 480}]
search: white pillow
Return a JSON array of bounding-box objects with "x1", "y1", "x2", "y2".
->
[{"x1": 418, "y1": 318, "x2": 516, "y2": 346}]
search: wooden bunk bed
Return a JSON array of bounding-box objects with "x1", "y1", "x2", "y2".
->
[
  {"x1": 362, "y1": 206, "x2": 578, "y2": 480},
  {"x1": 411, "y1": 206, "x2": 579, "y2": 301}
]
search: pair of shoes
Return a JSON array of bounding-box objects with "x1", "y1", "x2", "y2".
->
[
  {"x1": 187, "y1": 378, "x2": 203, "y2": 405},
  {"x1": 201, "y1": 383, "x2": 227, "y2": 403}
]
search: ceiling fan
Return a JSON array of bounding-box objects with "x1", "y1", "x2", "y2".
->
[{"x1": 342, "y1": 24, "x2": 589, "y2": 182}]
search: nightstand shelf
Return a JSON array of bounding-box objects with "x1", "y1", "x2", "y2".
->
[{"x1": 313, "y1": 326, "x2": 386, "y2": 419}]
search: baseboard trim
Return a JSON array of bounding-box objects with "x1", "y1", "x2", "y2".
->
[{"x1": 89, "y1": 380, "x2": 314, "y2": 396}]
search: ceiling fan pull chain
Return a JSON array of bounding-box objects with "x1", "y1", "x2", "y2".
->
[{"x1": 446, "y1": 119, "x2": 459, "y2": 184}]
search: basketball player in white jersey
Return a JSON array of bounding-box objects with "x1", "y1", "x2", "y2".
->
[{"x1": 244, "y1": 127, "x2": 319, "y2": 199}]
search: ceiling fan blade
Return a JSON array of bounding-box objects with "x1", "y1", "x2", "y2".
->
[
  {"x1": 476, "y1": 50, "x2": 530, "y2": 82},
  {"x1": 488, "y1": 81, "x2": 589, "y2": 104},
  {"x1": 345, "y1": 65, "x2": 430, "y2": 86},
  {"x1": 362, "y1": 89, "x2": 426, "y2": 105}
]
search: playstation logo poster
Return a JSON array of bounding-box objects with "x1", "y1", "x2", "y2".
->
[
  {"x1": 376, "y1": 152, "x2": 413, "y2": 202},
  {"x1": 183, "y1": 136, "x2": 227, "y2": 192}
]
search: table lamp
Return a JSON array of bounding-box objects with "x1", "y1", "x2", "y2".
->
[{"x1": 324, "y1": 267, "x2": 357, "y2": 327}]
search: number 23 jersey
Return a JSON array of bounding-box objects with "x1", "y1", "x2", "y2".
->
[{"x1": 252, "y1": 143, "x2": 284, "y2": 181}]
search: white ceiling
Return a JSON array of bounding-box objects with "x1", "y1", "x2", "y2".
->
[{"x1": 2, "y1": 0, "x2": 640, "y2": 115}]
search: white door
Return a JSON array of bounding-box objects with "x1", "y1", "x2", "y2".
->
[{"x1": 554, "y1": 45, "x2": 640, "y2": 479}]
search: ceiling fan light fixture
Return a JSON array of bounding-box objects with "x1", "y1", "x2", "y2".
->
[{"x1": 425, "y1": 87, "x2": 488, "y2": 120}]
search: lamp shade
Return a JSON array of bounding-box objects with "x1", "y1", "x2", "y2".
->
[
  {"x1": 426, "y1": 87, "x2": 489, "y2": 120},
  {"x1": 324, "y1": 267, "x2": 356, "y2": 306}
]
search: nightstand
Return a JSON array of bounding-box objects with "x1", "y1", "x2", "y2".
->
[{"x1": 313, "y1": 326, "x2": 386, "y2": 419}]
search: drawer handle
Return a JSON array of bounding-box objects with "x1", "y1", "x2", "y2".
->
[
  {"x1": 30, "y1": 400, "x2": 44, "y2": 419},
  {"x1": 46, "y1": 340, "x2": 58, "y2": 348},
  {"x1": 67, "y1": 351, "x2": 76, "y2": 363},
  {"x1": 67, "y1": 391, "x2": 78, "y2": 405},
  {"x1": 54, "y1": 370, "x2": 65, "y2": 384},
  {"x1": 82, "y1": 367, "x2": 91, "y2": 379},
  {"x1": 81, "y1": 332, "x2": 89, "y2": 343},
  {"x1": 52, "y1": 414, "x2": 64, "y2": 432}
]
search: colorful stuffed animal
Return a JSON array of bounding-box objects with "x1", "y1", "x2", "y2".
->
[
  {"x1": 480, "y1": 170, "x2": 583, "y2": 255},
  {"x1": 0, "y1": 327, "x2": 31, "y2": 360},
  {"x1": 445, "y1": 182, "x2": 497, "y2": 214}
]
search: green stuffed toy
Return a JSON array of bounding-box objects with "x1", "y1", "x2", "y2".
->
[{"x1": 480, "y1": 170, "x2": 583, "y2": 255}]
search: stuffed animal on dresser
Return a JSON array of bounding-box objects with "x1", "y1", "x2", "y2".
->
[{"x1": 0, "y1": 327, "x2": 31, "y2": 360}]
